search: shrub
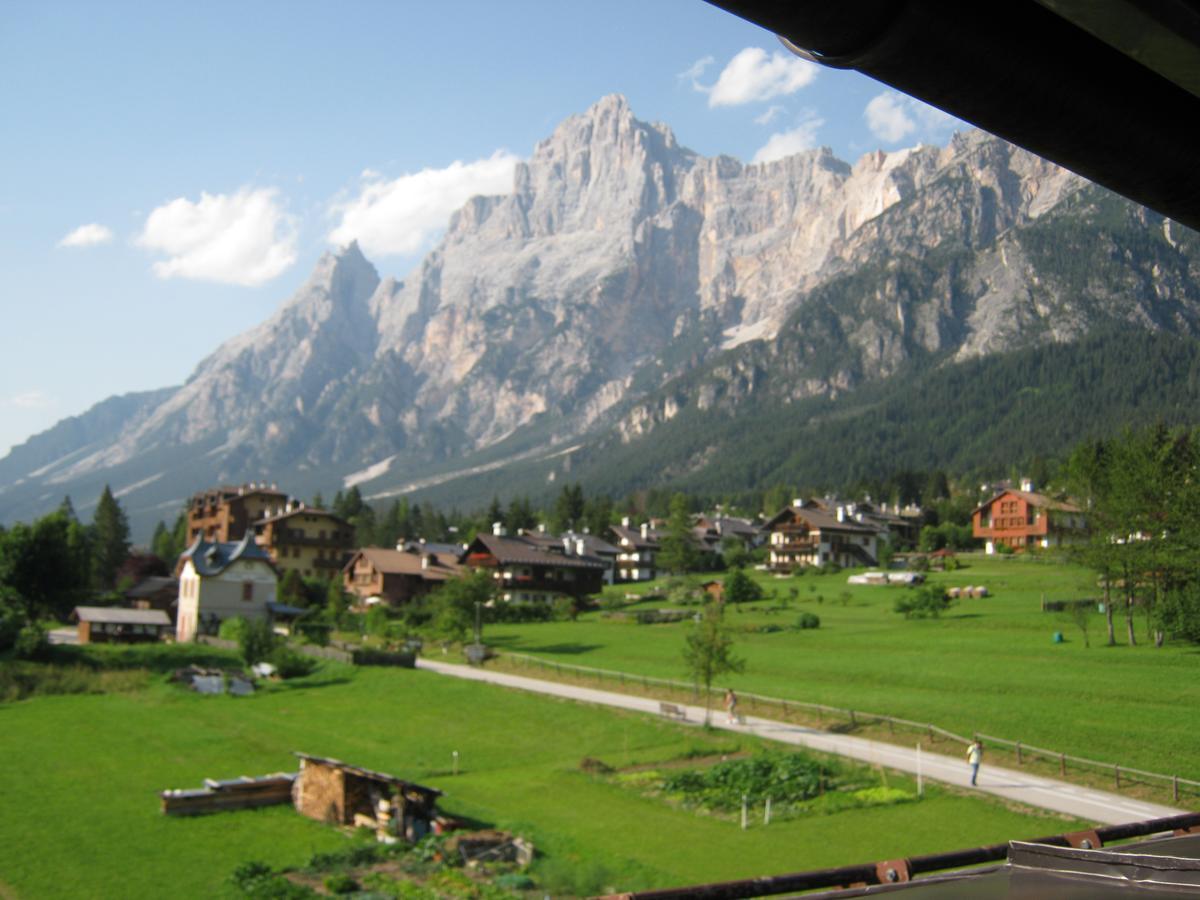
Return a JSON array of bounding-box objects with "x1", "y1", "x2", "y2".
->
[
  {"x1": 796, "y1": 612, "x2": 820, "y2": 630},
  {"x1": 724, "y1": 568, "x2": 763, "y2": 604},
  {"x1": 14, "y1": 622, "x2": 49, "y2": 660},
  {"x1": 0, "y1": 594, "x2": 24, "y2": 653},
  {"x1": 894, "y1": 586, "x2": 955, "y2": 619},
  {"x1": 322, "y1": 873, "x2": 357, "y2": 895},
  {"x1": 295, "y1": 619, "x2": 331, "y2": 646},
  {"x1": 268, "y1": 645, "x2": 316, "y2": 679},
  {"x1": 218, "y1": 616, "x2": 250, "y2": 644},
  {"x1": 239, "y1": 618, "x2": 279, "y2": 665}
]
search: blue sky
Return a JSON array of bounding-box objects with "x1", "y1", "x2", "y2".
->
[{"x1": 0, "y1": 0, "x2": 961, "y2": 457}]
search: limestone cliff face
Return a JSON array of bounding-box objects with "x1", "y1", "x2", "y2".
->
[{"x1": 4, "y1": 94, "x2": 1198, "y2": 530}]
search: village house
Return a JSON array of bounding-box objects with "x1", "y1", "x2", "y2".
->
[
  {"x1": 123, "y1": 575, "x2": 180, "y2": 617},
  {"x1": 187, "y1": 482, "x2": 290, "y2": 543},
  {"x1": 609, "y1": 518, "x2": 662, "y2": 582},
  {"x1": 972, "y1": 480, "x2": 1086, "y2": 553},
  {"x1": 764, "y1": 500, "x2": 881, "y2": 570},
  {"x1": 253, "y1": 504, "x2": 355, "y2": 579},
  {"x1": 692, "y1": 514, "x2": 764, "y2": 549},
  {"x1": 461, "y1": 526, "x2": 606, "y2": 602},
  {"x1": 342, "y1": 546, "x2": 462, "y2": 607},
  {"x1": 519, "y1": 527, "x2": 621, "y2": 585},
  {"x1": 174, "y1": 535, "x2": 279, "y2": 642}
]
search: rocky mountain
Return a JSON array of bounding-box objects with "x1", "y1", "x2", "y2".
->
[{"x1": 3, "y1": 94, "x2": 1199, "y2": 534}]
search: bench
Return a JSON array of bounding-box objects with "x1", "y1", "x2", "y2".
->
[{"x1": 659, "y1": 702, "x2": 687, "y2": 721}]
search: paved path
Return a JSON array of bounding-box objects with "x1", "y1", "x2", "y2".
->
[{"x1": 416, "y1": 658, "x2": 1182, "y2": 826}]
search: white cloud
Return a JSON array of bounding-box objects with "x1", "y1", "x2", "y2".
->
[
  {"x1": 865, "y1": 91, "x2": 958, "y2": 144},
  {"x1": 705, "y1": 47, "x2": 818, "y2": 107},
  {"x1": 9, "y1": 390, "x2": 52, "y2": 409},
  {"x1": 678, "y1": 55, "x2": 714, "y2": 87},
  {"x1": 58, "y1": 223, "x2": 113, "y2": 248},
  {"x1": 329, "y1": 151, "x2": 519, "y2": 258},
  {"x1": 136, "y1": 187, "x2": 297, "y2": 286},
  {"x1": 752, "y1": 114, "x2": 825, "y2": 164},
  {"x1": 754, "y1": 105, "x2": 785, "y2": 126}
]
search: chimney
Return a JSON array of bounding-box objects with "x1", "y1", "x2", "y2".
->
[
  {"x1": 575, "y1": 537, "x2": 586, "y2": 556},
  {"x1": 641, "y1": 523, "x2": 649, "y2": 539},
  {"x1": 538, "y1": 523, "x2": 546, "y2": 533},
  {"x1": 1020, "y1": 477, "x2": 1034, "y2": 492},
  {"x1": 793, "y1": 498, "x2": 804, "y2": 508},
  {"x1": 621, "y1": 516, "x2": 631, "y2": 528},
  {"x1": 421, "y1": 554, "x2": 432, "y2": 570},
  {"x1": 837, "y1": 506, "x2": 845, "y2": 522},
  {"x1": 492, "y1": 521, "x2": 505, "y2": 536},
  {"x1": 562, "y1": 537, "x2": 573, "y2": 555}
]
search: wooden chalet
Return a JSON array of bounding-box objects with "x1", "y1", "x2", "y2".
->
[
  {"x1": 972, "y1": 484, "x2": 1085, "y2": 554},
  {"x1": 765, "y1": 500, "x2": 881, "y2": 570},
  {"x1": 187, "y1": 482, "x2": 289, "y2": 543},
  {"x1": 343, "y1": 546, "x2": 462, "y2": 607},
  {"x1": 253, "y1": 505, "x2": 355, "y2": 579},
  {"x1": 461, "y1": 527, "x2": 606, "y2": 602},
  {"x1": 609, "y1": 519, "x2": 662, "y2": 582}
]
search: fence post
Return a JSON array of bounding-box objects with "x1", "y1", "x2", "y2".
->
[
  {"x1": 887, "y1": 717, "x2": 894, "y2": 734},
  {"x1": 1060, "y1": 753, "x2": 1066, "y2": 777},
  {"x1": 1115, "y1": 766, "x2": 1120, "y2": 790},
  {"x1": 1016, "y1": 742, "x2": 1022, "y2": 765},
  {"x1": 1174, "y1": 776, "x2": 1180, "y2": 803},
  {"x1": 849, "y1": 709, "x2": 856, "y2": 727}
]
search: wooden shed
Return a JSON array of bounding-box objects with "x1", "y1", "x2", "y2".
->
[
  {"x1": 293, "y1": 753, "x2": 441, "y2": 842},
  {"x1": 70, "y1": 606, "x2": 173, "y2": 644}
]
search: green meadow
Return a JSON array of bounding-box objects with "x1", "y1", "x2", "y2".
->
[
  {"x1": 0, "y1": 653, "x2": 1080, "y2": 899},
  {"x1": 482, "y1": 554, "x2": 1200, "y2": 781}
]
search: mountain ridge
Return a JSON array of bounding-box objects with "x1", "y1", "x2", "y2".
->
[{"x1": 3, "y1": 94, "x2": 1199, "y2": 535}]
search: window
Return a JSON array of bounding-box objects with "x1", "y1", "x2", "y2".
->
[{"x1": 242, "y1": 581, "x2": 253, "y2": 602}]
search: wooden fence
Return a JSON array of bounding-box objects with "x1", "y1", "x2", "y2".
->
[{"x1": 501, "y1": 652, "x2": 1200, "y2": 804}]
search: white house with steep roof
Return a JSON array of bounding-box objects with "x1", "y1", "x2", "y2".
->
[{"x1": 175, "y1": 535, "x2": 278, "y2": 642}]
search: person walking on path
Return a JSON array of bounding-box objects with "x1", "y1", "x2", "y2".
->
[
  {"x1": 967, "y1": 738, "x2": 983, "y2": 786},
  {"x1": 724, "y1": 688, "x2": 739, "y2": 724}
]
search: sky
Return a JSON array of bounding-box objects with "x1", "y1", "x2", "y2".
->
[{"x1": 0, "y1": 0, "x2": 962, "y2": 458}]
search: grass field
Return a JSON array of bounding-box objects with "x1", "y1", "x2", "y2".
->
[
  {"x1": 477, "y1": 554, "x2": 1200, "y2": 782},
  {"x1": 0, "y1": 650, "x2": 1083, "y2": 899}
]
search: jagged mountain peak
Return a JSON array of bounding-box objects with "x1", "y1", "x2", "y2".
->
[{"x1": 5, "y1": 97, "x2": 1195, "y2": 538}]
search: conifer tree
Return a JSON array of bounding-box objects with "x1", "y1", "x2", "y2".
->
[{"x1": 90, "y1": 485, "x2": 130, "y2": 590}]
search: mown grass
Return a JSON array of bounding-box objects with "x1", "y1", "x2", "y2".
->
[
  {"x1": 481, "y1": 553, "x2": 1200, "y2": 782},
  {"x1": 0, "y1": 655, "x2": 1082, "y2": 899}
]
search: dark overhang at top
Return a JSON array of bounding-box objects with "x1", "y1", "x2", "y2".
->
[{"x1": 705, "y1": 0, "x2": 1200, "y2": 231}]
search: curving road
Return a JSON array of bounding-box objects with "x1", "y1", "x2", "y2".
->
[{"x1": 416, "y1": 657, "x2": 1182, "y2": 826}]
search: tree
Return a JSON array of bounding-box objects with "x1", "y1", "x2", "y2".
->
[
  {"x1": 682, "y1": 600, "x2": 745, "y2": 725},
  {"x1": 723, "y1": 568, "x2": 762, "y2": 604},
  {"x1": 550, "y1": 484, "x2": 585, "y2": 534},
  {"x1": 505, "y1": 495, "x2": 537, "y2": 533},
  {"x1": 239, "y1": 617, "x2": 278, "y2": 666},
  {"x1": 582, "y1": 494, "x2": 614, "y2": 538},
  {"x1": 0, "y1": 512, "x2": 87, "y2": 622},
  {"x1": 658, "y1": 493, "x2": 700, "y2": 575},
  {"x1": 428, "y1": 570, "x2": 494, "y2": 644},
  {"x1": 90, "y1": 485, "x2": 131, "y2": 590}
]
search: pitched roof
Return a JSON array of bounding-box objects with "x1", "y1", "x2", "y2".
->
[
  {"x1": 974, "y1": 489, "x2": 1082, "y2": 515},
  {"x1": 181, "y1": 534, "x2": 275, "y2": 576},
  {"x1": 764, "y1": 505, "x2": 880, "y2": 534},
  {"x1": 71, "y1": 606, "x2": 171, "y2": 626},
  {"x1": 519, "y1": 530, "x2": 620, "y2": 557},
  {"x1": 124, "y1": 575, "x2": 178, "y2": 598},
  {"x1": 466, "y1": 533, "x2": 606, "y2": 569},
  {"x1": 348, "y1": 547, "x2": 462, "y2": 580},
  {"x1": 254, "y1": 506, "x2": 350, "y2": 526},
  {"x1": 609, "y1": 525, "x2": 662, "y2": 549}
]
